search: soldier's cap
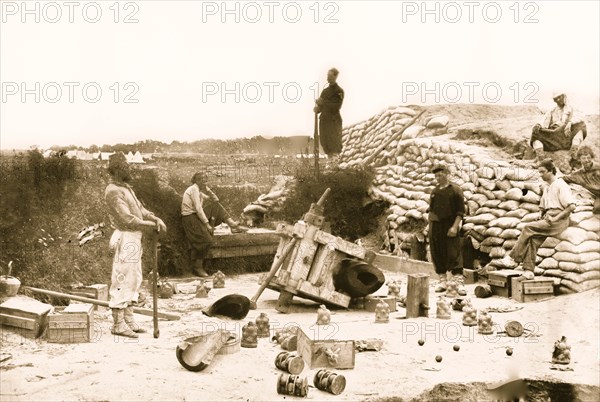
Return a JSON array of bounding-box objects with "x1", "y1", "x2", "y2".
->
[
  {"x1": 432, "y1": 164, "x2": 449, "y2": 173},
  {"x1": 202, "y1": 294, "x2": 250, "y2": 320},
  {"x1": 552, "y1": 91, "x2": 565, "y2": 99}
]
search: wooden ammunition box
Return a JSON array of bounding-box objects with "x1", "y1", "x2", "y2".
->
[
  {"x1": 68, "y1": 284, "x2": 108, "y2": 311},
  {"x1": 487, "y1": 270, "x2": 522, "y2": 298},
  {"x1": 296, "y1": 327, "x2": 355, "y2": 369},
  {"x1": 463, "y1": 269, "x2": 478, "y2": 284},
  {"x1": 511, "y1": 277, "x2": 554, "y2": 303},
  {"x1": 0, "y1": 295, "x2": 53, "y2": 339},
  {"x1": 0, "y1": 296, "x2": 53, "y2": 339},
  {"x1": 0, "y1": 297, "x2": 52, "y2": 339},
  {"x1": 47, "y1": 303, "x2": 94, "y2": 343}
]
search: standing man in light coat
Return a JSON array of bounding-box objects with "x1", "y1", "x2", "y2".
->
[{"x1": 105, "y1": 152, "x2": 167, "y2": 338}]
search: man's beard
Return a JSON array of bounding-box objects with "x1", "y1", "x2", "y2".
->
[
  {"x1": 113, "y1": 166, "x2": 132, "y2": 182},
  {"x1": 121, "y1": 171, "x2": 132, "y2": 182}
]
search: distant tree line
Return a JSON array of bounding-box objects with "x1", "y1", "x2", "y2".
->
[{"x1": 48, "y1": 135, "x2": 314, "y2": 156}]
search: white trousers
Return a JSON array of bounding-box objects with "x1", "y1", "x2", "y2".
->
[{"x1": 108, "y1": 230, "x2": 143, "y2": 309}]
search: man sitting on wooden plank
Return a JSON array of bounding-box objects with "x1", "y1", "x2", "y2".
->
[{"x1": 181, "y1": 172, "x2": 248, "y2": 277}]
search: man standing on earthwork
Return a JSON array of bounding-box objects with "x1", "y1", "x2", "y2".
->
[
  {"x1": 501, "y1": 159, "x2": 576, "y2": 279},
  {"x1": 314, "y1": 68, "x2": 344, "y2": 163},
  {"x1": 104, "y1": 152, "x2": 167, "y2": 338},
  {"x1": 428, "y1": 164, "x2": 467, "y2": 295}
]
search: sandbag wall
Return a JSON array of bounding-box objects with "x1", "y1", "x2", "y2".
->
[{"x1": 337, "y1": 106, "x2": 600, "y2": 294}]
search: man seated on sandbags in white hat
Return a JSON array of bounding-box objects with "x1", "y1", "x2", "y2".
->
[{"x1": 530, "y1": 91, "x2": 587, "y2": 166}]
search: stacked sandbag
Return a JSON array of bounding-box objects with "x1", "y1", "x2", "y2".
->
[
  {"x1": 242, "y1": 176, "x2": 291, "y2": 226},
  {"x1": 339, "y1": 105, "x2": 449, "y2": 169},
  {"x1": 337, "y1": 104, "x2": 599, "y2": 293}
]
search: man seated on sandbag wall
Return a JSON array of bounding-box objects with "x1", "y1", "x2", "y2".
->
[
  {"x1": 181, "y1": 172, "x2": 248, "y2": 277},
  {"x1": 530, "y1": 92, "x2": 587, "y2": 167},
  {"x1": 428, "y1": 163, "x2": 467, "y2": 295},
  {"x1": 563, "y1": 146, "x2": 600, "y2": 214},
  {"x1": 501, "y1": 159, "x2": 576, "y2": 279}
]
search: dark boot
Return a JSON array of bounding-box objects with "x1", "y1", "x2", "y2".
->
[
  {"x1": 193, "y1": 259, "x2": 208, "y2": 277},
  {"x1": 111, "y1": 308, "x2": 138, "y2": 338},
  {"x1": 124, "y1": 305, "x2": 147, "y2": 333}
]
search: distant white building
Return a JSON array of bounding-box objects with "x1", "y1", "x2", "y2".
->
[
  {"x1": 99, "y1": 152, "x2": 115, "y2": 161},
  {"x1": 130, "y1": 151, "x2": 145, "y2": 164},
  {"x1": 76, "y1": 150, "x2": 93, "y2": 160}
]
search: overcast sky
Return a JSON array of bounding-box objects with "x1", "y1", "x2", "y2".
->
[{"x1": 1, "y1": 0, "x2": 599, "y2": 149}]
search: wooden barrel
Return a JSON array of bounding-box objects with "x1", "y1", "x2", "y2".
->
[
  {"x1": 276, "y1": 373, "x2": 308, "y2": 397},
  {"x1": 313, "y1": 369, "x2": 346, "y2": 395},
  {"x1": 274, "y1": 351, "x2": 304, "y2": 375},
  {"x1": 474, "y1": 284, "x2": 492, "y2": 298}
]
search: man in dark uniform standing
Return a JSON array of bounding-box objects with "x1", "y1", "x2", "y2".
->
[
  {"x1": 314, "y1": 68, "x2": 344, "y2": 161},
  {"x1": 428, "y1": 164, "x2": 467, "y2": 295}
]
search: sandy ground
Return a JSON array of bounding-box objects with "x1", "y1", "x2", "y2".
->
[{"x1": 1, "y1": 271, "x2": 599, "y2": 402}]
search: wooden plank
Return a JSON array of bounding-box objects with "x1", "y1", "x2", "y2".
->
[
  {"x1": 296, "y1": 327, "x2": 355, "y2": 369},
  {"x1": 297, "y1": 281, "x2": 351, "y2": 308},
  {"x1": 0, "y1": 296, "x2": 53, "y2": 316},
  {"x1": 276, "y1": 223, "x2": 295, "y2": 238},
  {"x1": 288, "y1": 226, "x2": 320, "y2": 281},
  {"x1": 372, "y1": 253, "x2": 436, "y2": 275},
  {"x1": 314, "y1": 231, "x2": 367, "y2": 260},
  {"x1": 406, "y1": 273, "x2": 429, "y2": 318},
  {"x1": 209, "y1": 230, "x2": 280, "y2": 248},
  {"x1": 306, "y1": 244, "x2": 338, "y2": 285},
  {"x1": 0, "y1": 313, "x2": 37, "y2": 330},
  {"x1": 206, "y1": 244, "x2": 278, "y2": 259}
]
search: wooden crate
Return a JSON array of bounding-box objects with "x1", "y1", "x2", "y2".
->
[
  {"x1": 68, "y1": 284, "x2": 108, "y2": 311},
  {"x1": 511, "y1": 277, "x2": 554, "y2": 303},
  {"x1": 47, "y1": 303, "x2": 94, "y2": 343},
  {"x1": 296, "y1": 327, "x2": 355, "y2": 369},
  {"x1": 487, "y1": 270, "x2": 522, "y2": 298},
  {"x1": 0, "y1": 296, "x2": 53, "y2": 339},
  {"x1": 463, "y1": 269, "x2": 478, "y2": 284}
]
